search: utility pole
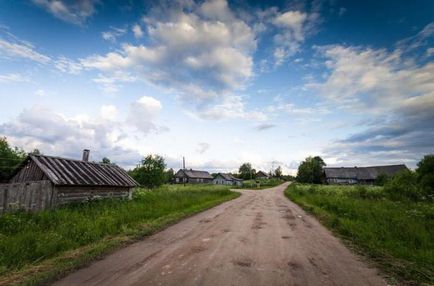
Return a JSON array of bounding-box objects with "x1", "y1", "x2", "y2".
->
[{"x1": 182, "y1": 156, "x2": 186, "y2": 186}]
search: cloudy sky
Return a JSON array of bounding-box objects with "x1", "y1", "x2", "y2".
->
[{"x1": 0, "y1": 0, "x2": 433, "y2": 174}]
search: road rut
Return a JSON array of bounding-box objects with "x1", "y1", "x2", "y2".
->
[{"x1": 53, "y1": 183, "x2": 386, "y2": 286}]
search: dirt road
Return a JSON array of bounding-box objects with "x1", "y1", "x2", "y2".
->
[{"x1": 54, "y1": 183, "x2": 386, "y2": 286}]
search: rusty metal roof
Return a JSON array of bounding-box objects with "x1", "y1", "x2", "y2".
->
[{"x1": 24, "y1": 155, "x2": 139, "y2": 187}]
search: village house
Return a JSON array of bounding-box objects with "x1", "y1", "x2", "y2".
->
[
  {"x1": 256, "y1": 170, "x2": 270, "y2": 179},
  {"x1": 174, "y1": 169, "x2": 213, "y2": 184},
  {"x1": 323, "y1": 164, "x2": 408, "y2": 185},
  {"x1": 213, "y1": 173, "x2": 243, "y2": 186},
  {"x1": 1, "y1": 150, "x2": 138, "y2": 213}
]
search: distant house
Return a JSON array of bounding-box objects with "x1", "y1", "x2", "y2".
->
[
  {"x1": 324, "y1": 164, "x2": 408, "y2": 185},
  {"x1": 174, "y1": 169, "x2": 213, "y2": 184},
  {"x1": 1, "y1": 150, "x2": 138, "y2": 213},
  {"x1": 256, "y1": 171, "x2": 270, "y2": 179},
  {"x1": 213, "y1": 173, "x2": 243, "y2": 186}
]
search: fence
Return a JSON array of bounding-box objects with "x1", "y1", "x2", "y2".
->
[{"x1": 0, "y1": 180, "x2": 55, "y2": 213}]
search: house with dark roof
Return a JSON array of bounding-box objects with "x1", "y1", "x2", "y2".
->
[
  {"x1": 324, "y1": 164, "x2": 408, "y2": 185},
  {"x1": 174, "y1": 169, "x2": 213, "y2": 184},
  {"x1": 213, "y1": 173, "x2": 243, "y2": 186},
  {"x1": 256, "y1": 170, "x2": 270, "y2": 179},
  {"x1": 1, "y1": 150, "x2": 138, "y2": 213}
]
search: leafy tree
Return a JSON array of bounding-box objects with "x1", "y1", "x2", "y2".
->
[
  {"x1": 416, "y1": 154, "x2": 434, "y2": 199},
  {"x1": 0, "y1": 137, "x2": 26, "y2": 182},
  {"x1": 296, "y1": 156, "x2": 326, "y2": 184},
  {"x1": 384, "y1": 170, "x2": 420, "y2": 201},
  {"x1": 238, "y1": 163, "x2": 256, "y2": 180},
  {"x1": 29, "y1": 149, "x2": 42, "y2": 155},
  {"x1": 101, "y1": 157, "x2": 111, "y2": 164},
  {"x1": 274, "y1": 166, "x2": 283, "y2": 179},
  {"x1": 164, "y1": 168, "x2": 175, "y2": 183},
  {"x1": 129, "y1": 155, "x2": 166, "y2": 188},
  {"x1": 375, "y1": 173, "x2": 390, "y2": 186}
]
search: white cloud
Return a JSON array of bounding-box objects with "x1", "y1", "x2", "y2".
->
[
  {"x1": 196, "y1": 95, "x2": 267, "y2": 121},
  {"x1": 127, "y1": 96, "x2": 164, "y2": 134},
  {"x1": 132, "y1": 24, "x2": 143, "y2": 38},
  {"x1": 0, "y1": 73, "x2": 29, "y2": 83},
  {"x1": 311, "y1": 25, "x2": 434, "y2": 166},
  {"x1": 0, "y1": 38, "x2": 50, "y2": 63},
  {"x1": 270, "y1": 10, "x2": 317, "y2": 66},
  {"x1": 35, "y1": 89, "x2": 46, "y2": 96},
  {"x1": 100, "y1": 105, "x2": 117, "y2": 121},
  {"x1": 54, "y1": 56, "x2": 83, "y2": 74},
  {"x1": 79, "y1": 0, "x2": 256, "y2": 119},
  {"x1": 32, "y1": 0, "x2": 99, "y2": 25},
  {"x1": 92, "y1": 71, "x2": 136, "y2": 93},
  {"x1": 101, "y1": 27, "x2": 126, "y2": 42},
  {"x1": 0, "y1": 102, "x2": 167, "y2": 168}
]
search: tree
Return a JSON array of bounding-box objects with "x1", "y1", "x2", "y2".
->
[
  {"x1": 274, "y1": 166, "x2": 283, "y2": 179},
  {"x1": 416, "y1": 154, "x2": 434, "y2": 198},
  {"x1": 296, "y1": 156, "x2": 326, "y2": 184},
  {"x1": 164, "y1": 168, "x2": 174, "y2": 183},
  {"x1": 238, "y1": 163, "x2": 256, "y2": 180},
  {"x1": 101, "y1": 157, "x2": 111, "y2": 164},
  {"x1": 0, "y1": 137, "x2": 26, "y2": 182},
  {"x1": 29, "y1": 149, "x2": 42, "y2": 155},
  {"x1": 128, "y1": 155, "x2": 166, "y2": 188},
  {"x1": 375, "y1": 173, "x2": 389, "y2": 186}
]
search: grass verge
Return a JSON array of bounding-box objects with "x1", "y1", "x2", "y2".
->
[
  {"x1": 0, "y1": 184, "x2": 240, "y2": 286},
  {"x1": 235, "y1": 178, "x2": 285, "y2": 190},
  {"x1": 284, "y1": 184, "x2": 434, "y2": 286}
]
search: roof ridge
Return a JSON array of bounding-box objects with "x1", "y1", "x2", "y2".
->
[{"x1": 30, "y1": 154, "x2": 115, "y2": 166}]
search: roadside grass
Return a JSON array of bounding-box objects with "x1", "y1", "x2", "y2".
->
[
  {"x1": 0, "y1": 184, "x2": 239, "y2": 286},
  {"x1": 236, "y1": 178, "x2": 284, "y2": 189},
  {"x1": 284, "y1": 184, "x2": 434, "y2": 285}
]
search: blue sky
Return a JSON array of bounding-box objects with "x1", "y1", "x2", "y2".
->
[{"x1": 0, "y1": 0, "x2": 433, "y2": 174}]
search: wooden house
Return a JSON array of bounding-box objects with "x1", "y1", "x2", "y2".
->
[
  {"x1": 324, "y1": 164, "x2": 407, "y2": 185},
  {"x1": 1, "y1": 150, "x2": 138, "y2": 213},
  {"x1": 256, "y1": 170, "x2": 270, "y2": 179},
  {"x1": 174, "y1": 169, "x2": 213, "y2": 184},
  {"x1": 213, "y1": 173, "x2": 243, "y2": 186}
]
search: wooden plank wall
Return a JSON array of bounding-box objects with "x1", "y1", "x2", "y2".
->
[
  {"x1": 0, "y1": 181, "x2": 54, "y2": 213},
  {"x1": 56, "y1": 186, "x2": 130, "y2": 205}
]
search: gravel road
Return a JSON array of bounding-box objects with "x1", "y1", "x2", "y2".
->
[{"x1": 53, "y1": 183, "x2": 386, "y2": 286}]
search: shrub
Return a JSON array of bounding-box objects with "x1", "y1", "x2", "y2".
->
[
  {"x1": 384, "y1": 170, "x2": 422, "y2": 201},
  {"x1": 416, "y1": 154, "x2": 434, "y2": 200}
]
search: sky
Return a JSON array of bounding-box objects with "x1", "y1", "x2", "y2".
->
[{"x1": 0, "y1": 0, "x2": 433, "y2": 175}]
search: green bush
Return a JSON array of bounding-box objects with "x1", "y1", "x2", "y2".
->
[{"x1": 384, "y1": 170, "x2": 422, "y2": 201}]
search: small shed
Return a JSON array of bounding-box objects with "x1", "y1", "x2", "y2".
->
[
  {"x1": 324, "y1": 164, "x2": 408, "y2": 185},
  {"x1": 174, "y1": 169, "x2": 213, "y2": 184},
  {"x1": 213, "y1": 173, "x2": 243, "y2": 186},
  {"x1": 1, "y1": 151, "x2": 138, "y2": 212},
  {"x1": 256, "y1": 171, "x2": 270, "y2": 179}
]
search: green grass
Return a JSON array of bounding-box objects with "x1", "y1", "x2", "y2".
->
[
  {"x1": 236, "y1": 178, "x2": 284, "y2": 189},
  {"x1": 0, "y1": 184, "x2": 239, "y2": 286},
  {"x1": 285, "y1": 184, "x2": 434, "y2": 285}
]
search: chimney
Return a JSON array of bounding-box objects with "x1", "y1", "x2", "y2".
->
[
  {"x1": 183, "y1": 156, "x2": 185, "y2": 170},
  {"x1": 82, "y1": 149, "x2": 90, "y2": 162}
]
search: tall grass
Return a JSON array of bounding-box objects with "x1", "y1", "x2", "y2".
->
[
  {"x1": 236, "y1": 178, "x2": 283, "y2": 189},
  {"x1": 0, "y1": 184, "x2": 238, "y2": 281},
  {"x1": 285, "y1": 184, "x2": 434, "y2": 285}
]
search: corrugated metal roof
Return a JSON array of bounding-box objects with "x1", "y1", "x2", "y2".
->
[
  {"x1": 175, "y1": 169, "x2": 213, "y2": 179},
  {"x1": 26, "y1": 155, "x2": 138, "y2": 187},
  {"x1": 324, "y1": 164, "x2": 407, "y2": 180}
]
